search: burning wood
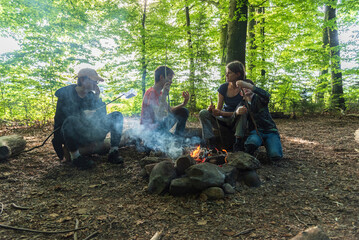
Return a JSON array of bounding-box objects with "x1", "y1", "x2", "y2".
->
[{"x1": 189, "y1": 145, "x2": 228, "y2": 165}]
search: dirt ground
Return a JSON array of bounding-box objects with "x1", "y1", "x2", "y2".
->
[{"x1": 0, "y1": 115, "x2": 358, "y2": 240}]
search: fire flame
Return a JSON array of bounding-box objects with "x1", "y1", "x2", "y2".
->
[{"x1": 190, "y1": 145, "x2": 228, "y2": 164}]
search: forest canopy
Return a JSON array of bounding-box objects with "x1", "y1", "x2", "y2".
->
[{"x1": 0, "y1": 0, "x2": 358, "y2": 123}]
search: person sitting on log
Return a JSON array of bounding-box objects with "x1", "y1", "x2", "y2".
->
[
  {"x1": 236, "y1": 79, "x2": 283, "y2": 162},
  {"x1": 52, "y1": 68, "x2": 124, "y2": 170},
  {"x1": 199, "y1": 60, "x2": 247, "y2": 152},
  {"x1": 140, "y1": 66, "x2": 190, "y2": 140}
]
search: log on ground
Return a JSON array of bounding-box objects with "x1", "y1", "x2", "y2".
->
[{"x1": 0, "y1": 135, "x2": 27, "y2": 161}]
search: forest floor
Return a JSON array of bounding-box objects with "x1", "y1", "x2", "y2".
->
[{"x1": 0, "y1": 115, "x2": 358, "y2": 240}]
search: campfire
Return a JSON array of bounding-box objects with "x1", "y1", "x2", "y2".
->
[{"x1": 190, "y1": 145, "x2": 228, "y2": 165}]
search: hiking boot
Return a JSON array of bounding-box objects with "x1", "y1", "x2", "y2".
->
[
  {"x1": 244, "y1": 144, "x2": 257, "y2": 155},
  {"x1": 72, "y1": 155, "x2": 95, "y2": 170},
  {"x1": 233, "y1": 138, "x2": 245, "y2": 152},
  {"x1": 108, "y1": 150, "x2": 124, "y2": 164}
]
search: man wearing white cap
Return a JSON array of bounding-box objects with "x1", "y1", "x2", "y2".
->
[{"x1": 52, "y1": 68, "x2": 124, "y2": 170}]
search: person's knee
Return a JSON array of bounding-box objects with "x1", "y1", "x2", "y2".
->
[
  {"x1": 267, "y1": 149, "x2": 283, "y2": 161},
  {"x1": 199, "y1": 109, "x2": 211, "y2": 120},
  {"x1": 109, "y1": 111, "x2": 123, "y2": 121}
]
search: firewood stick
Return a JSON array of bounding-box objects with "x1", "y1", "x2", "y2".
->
[
  {"x1": 0, "y1": 223, "x2": 87, "y2": 234},
  {"x1": 150, "y1": 230, "x2": 163, "y2": 240},
  {"x1": 74, "y1": 219, "x2": 79, "y2": 240},
  {"x1": 83, "y1": 231, "x2": 99, "y2": 240},
  {"x1": 10, "y1": 203, "x2": 31, "y2": 210}
]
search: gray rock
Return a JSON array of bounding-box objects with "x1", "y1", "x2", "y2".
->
[
  {"x1": 139, "y1": 156, "x2": 170, "y2": 168},
  {"x1": 222, "y1": 183, "x2": 236, "y2": 194},
  {"x1": 185, "y1": 162, "x2": 225, "y2": 191},
  {"x1": 202, "y1": 187, "x2": 225, "y2": 200},
  {"x1": 227, "y1": 152, "x2": 261, "y2": 170},
  {"x1": 175, "y1": 155, "x2": 195, "y2": 176},
  {"x1": 241, "y1": 170, "x2": 261, "y2": 187},
  {"x1": 169, "y1": 177, "x2": 196, "y2": 196},
  {"x1": 219, "y1": 164, "x2": 239, "y2": 186},
  {"x1": 148, "y1": 161, "x2": 177, "y2": 194}
]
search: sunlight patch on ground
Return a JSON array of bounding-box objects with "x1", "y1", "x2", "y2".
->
[
  {"x1": 283, "y1": 136, "x2": 320, "y2": 146},
  {"x1": 355, "y1": 129, "x2": 359, "y2": 144}
]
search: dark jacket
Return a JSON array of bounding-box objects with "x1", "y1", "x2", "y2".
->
[
  {"x1": 52, "y1": 84, "x2": 106, "y2": 159},
  {"x1": 245, "y1": 86, "x2": 278, "y2": 133}
]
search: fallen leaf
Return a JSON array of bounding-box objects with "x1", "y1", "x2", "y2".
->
[
  {"x1": 197, "y1": 220, "x2": 207, "y2": 225},
  {"x1": 49, "y1": 213, "x2": 59, "y2": 218},
  {"x1": 57, "y1": 216, "x2": 72, "y2": 223},
  {"x1": 97, "y1": 215, "x2": 107, "y2": 220},
  {"x1": 222, "y1": 230, "x2": 235, "y2": 236},
  {"x1": 136, "y1": 219, "x2": 145, "y2": 225}
]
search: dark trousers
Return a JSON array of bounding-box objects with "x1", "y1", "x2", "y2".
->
[
  {"x1": 156, "y1": 108, "x2": 189, "y2": 136},
  {"x1": 62, "y1": 111, "x2": 123, "y2": 152}
]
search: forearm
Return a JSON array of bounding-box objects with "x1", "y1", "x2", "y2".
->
[
  {"x1": 218, "y1": 110, "x2": 233, "y2": 117},
  {"x1": 170, "y1": 102, "x2": 186, "y2": 112}
]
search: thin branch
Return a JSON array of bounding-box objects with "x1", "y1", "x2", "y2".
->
[
  {"x1": 11, "y1": 203, "x2": 31, "y2": 210},
  {"x1": 233, "y1": 228, "x2": 255, "y2": 237},
  {"x1": 74, "y1": 219, "x2": 79, "y2": 240},
  {"x1": 294, "y1": 212, "x2": 308, "y2": 226},
  {"x1": 0, "y1": 223, "x2": 87, "y2": 234},
  {"x1": 83, "y1": 231, "x2": 99, "y2": 240},
  {"x1": 0, "y1": 202, "x2": 3, "y2": 216}
]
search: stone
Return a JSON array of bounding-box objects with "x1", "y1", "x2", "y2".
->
[
  {"x1": 185, "y1": 162, "x2": 225, "y2": 191},
  {"x1": 139, "y1": 156, "x2": 170, "y2": 168},
  {"x1": 202, "y1": 187, "x2": 225, "y2": 200},
  {"x1": 169, "y1": 177, "x2": 195, "y2": 196},
  {"x1": 148, "y1": 161, "x2": 177, "y2": 194},
  {"x1": 144, "y1": 163, "x2": 157, "y2": 176},
  {"x1": 175, "y1": 155, "x2": 195, "y2": 176},
  {"x1": 290, "y1": 226, "x2": 330, "y2": 240},
  {"x1": 227, "y1": 152, "x2": 261, "y2": 170},
  {"x1": 222, "y1": 183, "x2": 236, "y2": 194},
  {"x1": 219, "y1": 164, "x2": 239, "y2": 186},
  {"x1": 241, "y1": 170, "x2": 261, "y2": 187}
]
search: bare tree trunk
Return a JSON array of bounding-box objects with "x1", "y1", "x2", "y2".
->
[
  {"x1": 258, "y1": 7, "x2": 265, "y2": 81},
  {"x1": 317, "y1": 8, "x2": 329, "y2": 104},
  {"x1": 247, "y1": 5, "x2": 256, "y2": 75},
  {"x1": 185, "y1": 2, "x2": 196, "y2": 112},
  {"x1": 326, "y1": 2, "x2": 345, "y2": 111},
  {"x1": 141, "y1": 0, "x2": 148, "y2": 97},
  {"x1": 226, "y1": 0, "x2": 248, "y2": 64}
]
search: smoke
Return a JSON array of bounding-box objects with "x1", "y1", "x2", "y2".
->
[{"x1": 123, "y1": 118, "x2": 201, "y2": 159}]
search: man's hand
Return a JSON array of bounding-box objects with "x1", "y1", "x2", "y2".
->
[
  {"x1": 162, "y1": 82, "x2": 171, "y2": 96},
  {"x1": 182, "y1": 91, "x2": 190, "y2": 106},
  {"x1": 207, "y1": 104, "x2": 215, "y2": 112},
  {"x1": 235, "y1": 106, "x2": 247, "y2": 116},
  {"x1": 83, "y1": 110, "x2": 96, "y2": 117},
  {"x1": 212, "y1": 108, "x2": 222, "y2": 116}
]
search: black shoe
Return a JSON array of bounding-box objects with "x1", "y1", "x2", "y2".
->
[
  {"x1": 72, "y1": 155, "x2": 95, "y2": 170},
  {"x1": 108, "y1": 150, "x2": 124, "y2": 164},
  {"x1": 244, "y1": 144, "x2": 257, "y2": 155},
  {"x1": 233, "y1": 138, "x2": 245, "y2": 152}
]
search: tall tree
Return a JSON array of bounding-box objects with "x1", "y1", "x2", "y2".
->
[
  {"x1": 141, "y1": 0, "x2": 148, "y2": 97},
  {"x1": 185, "y1": 1, "x2": 196, "y2": 112},
  {"x1": 326, "y1": 1, "x2": 345, "y2": 110},
  {"x1": 226, "y1": 0, "x2": 248, "y2": 64}
]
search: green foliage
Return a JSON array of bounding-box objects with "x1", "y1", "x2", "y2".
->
[{"x1": 0, "y1": 0, "x2": 358, "y2": 123}]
